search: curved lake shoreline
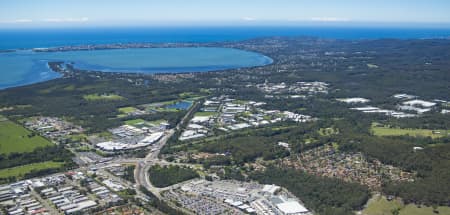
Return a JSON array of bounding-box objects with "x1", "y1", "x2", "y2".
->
[{"x1": 0, "y1": 47, "x2": 273, "y2": 90}]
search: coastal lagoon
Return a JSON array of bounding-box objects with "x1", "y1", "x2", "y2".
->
[{"x1": 0, "y1": 47, "x2": 272, "y2": 89}]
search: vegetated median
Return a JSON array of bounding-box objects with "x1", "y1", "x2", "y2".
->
[{"x1": 148, "y1": 165, "x2": 199, "y2": 188}]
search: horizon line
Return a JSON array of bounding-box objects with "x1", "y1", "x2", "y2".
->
[{"x1": 2, "y1": 20, "x2": 450, "y2": 30}]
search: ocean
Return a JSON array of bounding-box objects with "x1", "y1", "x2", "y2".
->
[{"x1": 1, "y1": 26, "x2": 450, "y2": 50}]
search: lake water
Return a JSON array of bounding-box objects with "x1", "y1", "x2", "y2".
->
[
  {"x1": 166, "y1": 101, "x2": 193, "y2": 110},
  {"x1": 0, "y1": 47, "x2": 272, "y2": 89}
]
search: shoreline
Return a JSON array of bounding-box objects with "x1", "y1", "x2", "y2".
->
[
  {"x1": 0, "y1": 46, "x2": 274, "y2": 91},
  {"x1": 3, "y1": 35, "x2": 446, "y2": 53},
  {"x1": 31, "y1": 42, "x2": 218, "y2": 53}
]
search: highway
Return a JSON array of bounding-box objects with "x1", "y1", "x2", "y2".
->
[{"x1": 133, "y1": 101, "x2": 200, "y2": 200}]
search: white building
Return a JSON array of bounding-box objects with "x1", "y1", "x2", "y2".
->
[
  {"x1": 403, "y1": 99, "x2": 436, "y2": 108},
  {"x1": 96, "y1": 131, "x2": 164, "y2": 151},
  {"x1": 262, "y1": 184, "x2": 281, "y2": 195},
  {"x1": 393, "y1": 94, "x2": 416, "y2": 100},
  {"x1": 337, "y1": 98, "x2": 370, "y2": 104},
  {"x1": 276, "y1": 201, "x2": 309, "y2": 215}
]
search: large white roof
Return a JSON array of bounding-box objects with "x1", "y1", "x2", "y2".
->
[
  {"x1": 403, "y1": 99, "x2": 436, "y2": 108},
  {"x1": 337, "y1": 98, "x2": 370, "y2": 103},
  {"x1": 191, "y1": 116, "x2": 211, "y2": 123},
  {"x1": 276, "y1": 201, "x2": 308, "y2": 214},
  {"x1": 96, "y1": 132, "x2": 163, "y2": 151},
  {"x1": 262, "y1": 184, "x2": 280, "y2": 194}
]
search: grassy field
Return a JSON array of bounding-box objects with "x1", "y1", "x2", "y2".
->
[
  {"x1": 179, "y1": 92, "x2": 200, "y2": 98},
  {"x1": 0, "y1": 161, "x2": 64, "y2": 180},
  {"x1": 371, "y1": 123, "x2": 449, "y2": 139},
  {"x1": 118, "y1": 106, "x2": 138, "y2": 114},
  {"x1": 83, "y1": 93, "x2": 124, "y2": 101},
  {"x1": 362, "y1": 195, "x2": 450, "y2": 215},
  {"x1": 148, "y1": 119, "x2": 166, "y2": 125},
  {"x1": 125, "y1": 118, "x2": 146, "y2": 126},
  {"x1": 63, "y1": 85, "x2": 76, "y2": 91},
  {"x1": 400, "y1": 204, "x2": 450, "y2": 215},
  {"x1": 0, "y1": 120, "x2": 53, "y2": 155},
  {"x1": 362, "y1": 195, "x2": 403, "y2": 215},
  {"x1": 194, "y1": 111, "x2": 216, "y2": 117},
  {"x1": 124, "y1": 119, "x2": 166, "y2": 127},
  {"x1": 69, "y1": 134, "x2": 88, "y2": 142}
]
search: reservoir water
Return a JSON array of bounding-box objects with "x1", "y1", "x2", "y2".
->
[{"x1": 0, "y1": 47, "x2": 272, "y2": 89}]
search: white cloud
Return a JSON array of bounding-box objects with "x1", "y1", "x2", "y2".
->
[
  {"x1": 42, "y1": 17, "x2": 89, "y2": 23},
  {"x1": 242, "y1": 17, "x2": 257, "y2": 21},
  {"x1": 310, "y1": 17, "x2": 350, "y2": 22},
  {"x1": 0, "y1": 19, "x2": 33, "y2": 23}
]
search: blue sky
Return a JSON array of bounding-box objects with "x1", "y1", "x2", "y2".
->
[{"x1": 1, "y1": 0, "x2": 450, "y2": 28}]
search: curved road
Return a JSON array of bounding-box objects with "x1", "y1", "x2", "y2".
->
[{"x1": 133, "y1": 101, "x2": 200, "y2": 199}]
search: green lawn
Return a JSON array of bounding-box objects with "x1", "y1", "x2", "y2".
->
[
  {"x1": 179, "y1": 92, "x2": 200, "y2": 98},
  {"x1": 124, "y1": 119, "x2": 166, "y2": 127},
  {"x1": 0, "y1": 161, "x2": 64, "y2": 180},
  {"x1": 194, "y1": 111, "x2": 216, "y2": 117},
  {"x1": 83, "y1": 93, "x2": 124, "y2": 101},
  {"x1": 371, "y1": 123, "x2": 449, "y2": 139},
  {"x1": 148, "y1": 119, "x2": 166, "y2": 126},
  {"x1": 400, "y1": 204, "x2": 450, "y2": 215},
  {"x1": 0, "y1": 120, "x2": 53, "y2": 155},
  {"x1": 362, "y1": 195, "x2": 403, "y2": 215},
  {"x1": 125, "y1": 119, "x2": 146, "y2": 126},
  {"x1": 69, "y1": 134, "x2": 87, "y2": 142},
  {"x1": 362, "y1": 195, "x2": 450, "y2": 215},
  {"x1": 63, "y1": 85, "x2": 76, "y2": 91},
  {"x1": 118, "y1": 106, "x2": 138, "y2": 113},
  {"x1": 160, "y1": 108, "x2": 181, "y2": 112}
]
